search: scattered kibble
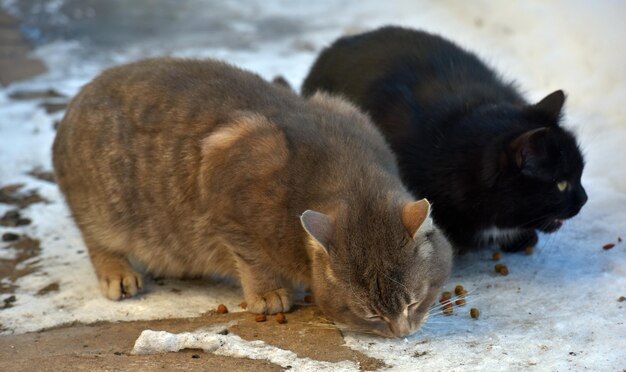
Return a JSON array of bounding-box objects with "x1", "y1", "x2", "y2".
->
[
  {"x1": 304, "y1": 294, "x2": 314, "y2": 303},
  {"x1": 216, "y1": 304, "x2": 228, "y2": 314},
  {"x1": 618, "y1": 296, "x2": 625, "y2": 302},
  {"x1": 492, "y1": 252, "x2": 502, "y2": 261},
  {"x1": 495, "y1": 263, "x2": 509, "y2": 276},
  {"x1": 275, "y1": 313, "x2": 287, "y2": 324},
  {"x1": 499, "y1": 265, "x2": 509, "y2": 276},
  {"x1": 239, "y1": 302, "x2": 247, "y2": 309},
  {"x1": 603, "y1": 243, "x2": 615, "y2": 250},
  {"x1": 454, "y1": 285, "x2": 466, "y2": 296},
  {"x1": 524, "y1": 246, "x2": 534, "y2": 255},
  {"x1": 442, "y1": 303, "x2": 453, "y2": 315},
  {"x1": 470, "y1": 308, "x2": 480, "y2": 319},
  {"x1": 255, "y1": 314, "x2": 267, "y2": 322},
  {"x1": 455, "y1": 298, "x2": 466, "y2": 306},
  {"x1": 439, "y1": 291, "x2": 452, "y2": 303}
]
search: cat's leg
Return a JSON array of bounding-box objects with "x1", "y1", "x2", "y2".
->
[
  {"x1": 84, "y1": 237, "x2": 143, "y2": 300},
  {"x1": 234, "y1": 254, "x2": 293, "y2": 314},
  {"x1": 499, "y1": 229, "x2": 538, "y2": 253}
]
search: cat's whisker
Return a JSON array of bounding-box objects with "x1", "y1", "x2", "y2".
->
[
  {"x1": 422, "y1": 317, "x2": 452, "y2": 323},
  {"x1": 428, "y1": 290, "x2": 478, "y2": 313},
  {"x1": 428, "y1": 311, "x2": 448, "y2": 318},
  {"x1": 517, "y1": 210, "x2": 570, "y2": 229}
]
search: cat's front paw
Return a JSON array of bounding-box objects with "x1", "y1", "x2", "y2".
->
[
  {"x1": 247, "y1": 288, "x2": 293, "y2": 314},
  {"x1": 98, "y1": 269, "x2": 144, "y2": 300}
]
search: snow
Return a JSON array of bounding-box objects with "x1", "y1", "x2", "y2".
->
[
  {"x1": 1, "y1": 0, "x2": 625, "y2": 370},
  {"x1": 132, "y1": 327, "x2": 358, "y2": 371}
]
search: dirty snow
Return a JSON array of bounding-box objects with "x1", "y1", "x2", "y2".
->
[
  {"x1": 132, "y1": 327, "x2": 358, "y2": 371},
  {"x1": 1, "y1": 0, "x2": 625, "y2": 370}
]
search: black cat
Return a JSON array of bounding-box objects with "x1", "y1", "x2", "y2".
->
[{"x1": 302, "y1": 26, "x2": 587, "y2": 252}]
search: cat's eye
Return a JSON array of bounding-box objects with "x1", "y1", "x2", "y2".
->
[
  {"x1": 402, "y1": 302, "x2": 421, "y2": 317},
  {"x1": 557, "y1": 180, "x2": 569, "y2": 192},
  {"x1": 407, "y1": 302, "x2": 421, "y2": 311},
  {"x1": 366, "y1": 315, "x2": 383, "y2": 321}
]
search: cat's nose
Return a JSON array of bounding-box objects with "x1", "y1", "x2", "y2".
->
[
  {"x1": 566, "y1": 185, "x2": 588, "y2": 218},
  {"x1": 389, "y1": 317, "x2": 413, "y2": 337}
]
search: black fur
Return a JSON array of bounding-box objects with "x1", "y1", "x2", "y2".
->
[{"x1": 302, "y1": 26, "x2": 587, "y2": 251}]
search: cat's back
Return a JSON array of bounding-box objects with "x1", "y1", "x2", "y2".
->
[
  {"x1": 53, "y1": 59, "x2": 304, "y2": 240},
  {"x1": 63, "y1": 58, "x2": 295, "y2": 134},
  {"x1": 303, "y1": 26, "x2": 480, "y2": 93},
  {"x1": 54, "y1": 58, "x2": 302, "y2": 190},
  {"x1": 302, "y1": 26, "x2": 514, "y2": 111}
]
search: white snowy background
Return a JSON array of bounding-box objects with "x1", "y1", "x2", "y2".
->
[{"x1": 0, "y1": 0, "x2": 625, "y2": 370}]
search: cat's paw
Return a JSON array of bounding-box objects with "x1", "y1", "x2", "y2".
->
[
  {"x1": 99, "y1": 269, "x2": 144, "y2": 300},
  {"x1": 246, "y1": 288, "x2": 293, "y2": 314}
]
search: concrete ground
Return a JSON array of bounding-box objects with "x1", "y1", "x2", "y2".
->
[{"x1": 0, "y1": 305, "x2": 384, "y2": 371}]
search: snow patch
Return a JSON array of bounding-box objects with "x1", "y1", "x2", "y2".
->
[{"x1": 131, "y1": 327, "x2": 358, "y2": 371}]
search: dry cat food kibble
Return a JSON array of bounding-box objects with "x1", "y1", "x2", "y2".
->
[
  {"x1": 495, "y1": 264, "x2": 509, "y2": 276},
  {"x1": 455, "y1": 298, "x2": 466, "y2": 306},
  {"x1": 442, "y1": 303, "x2": 453, "y2": 315},
  {"x1": 454, "y1": 285, "x2": 466, "y2": 296},
  {"x1": 439, "y1": 291, "x2": 452, "y2": 303},
  {"x1": 216, "y1": 304, "x2": 228, "y2": 314},
  {"x1": 275, "y1": 313, "x2": 287, "y2": 324},
  {"x1": 255, "y1": 314, "x2": 267, "y2": 322},
  {"x1": 470, "y1": 308, "x2": 480, "y2": 319},
  {"x1": 492, "y1": 252, "x2": 502, "y2": 261},
  {"x1": 525, "y1": 246, "x2": 534, "y2": 255},
  {"x1": 603, "y1": 243, "x2": 615, "y2": 250}
]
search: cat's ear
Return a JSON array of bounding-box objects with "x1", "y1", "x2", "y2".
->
[
  {"x1": 301, "y1": 210, "x2": 334, "y2": 254},
  {"x1": 510, "y1": 127, "x2": 550, "y2": 173},
  {"x1": 533, "y1": 90, "x2": 565, "y2": 120},
  {"x1": 401, "y1": 199, "x2": 432, "y2": 239}
]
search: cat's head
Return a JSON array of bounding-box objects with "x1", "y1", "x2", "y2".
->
[
  {"x1": 301, "y1": 198, "x2": 453, "y2": 337},
  {"x1": 483, "y1": 90, "x2": 587, "y2": 231}
]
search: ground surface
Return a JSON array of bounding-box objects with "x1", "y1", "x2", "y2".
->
[
  {"x1": 0, "y1": 1, "x2": 625, "y2": 371},
  {"x1": 0, "y1": 305, "x2": 384, "y2": 371}
]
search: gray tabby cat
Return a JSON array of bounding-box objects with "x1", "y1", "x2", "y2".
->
[{"x1": 53, "y1": 58, "x2": 453, "y2": 337}]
